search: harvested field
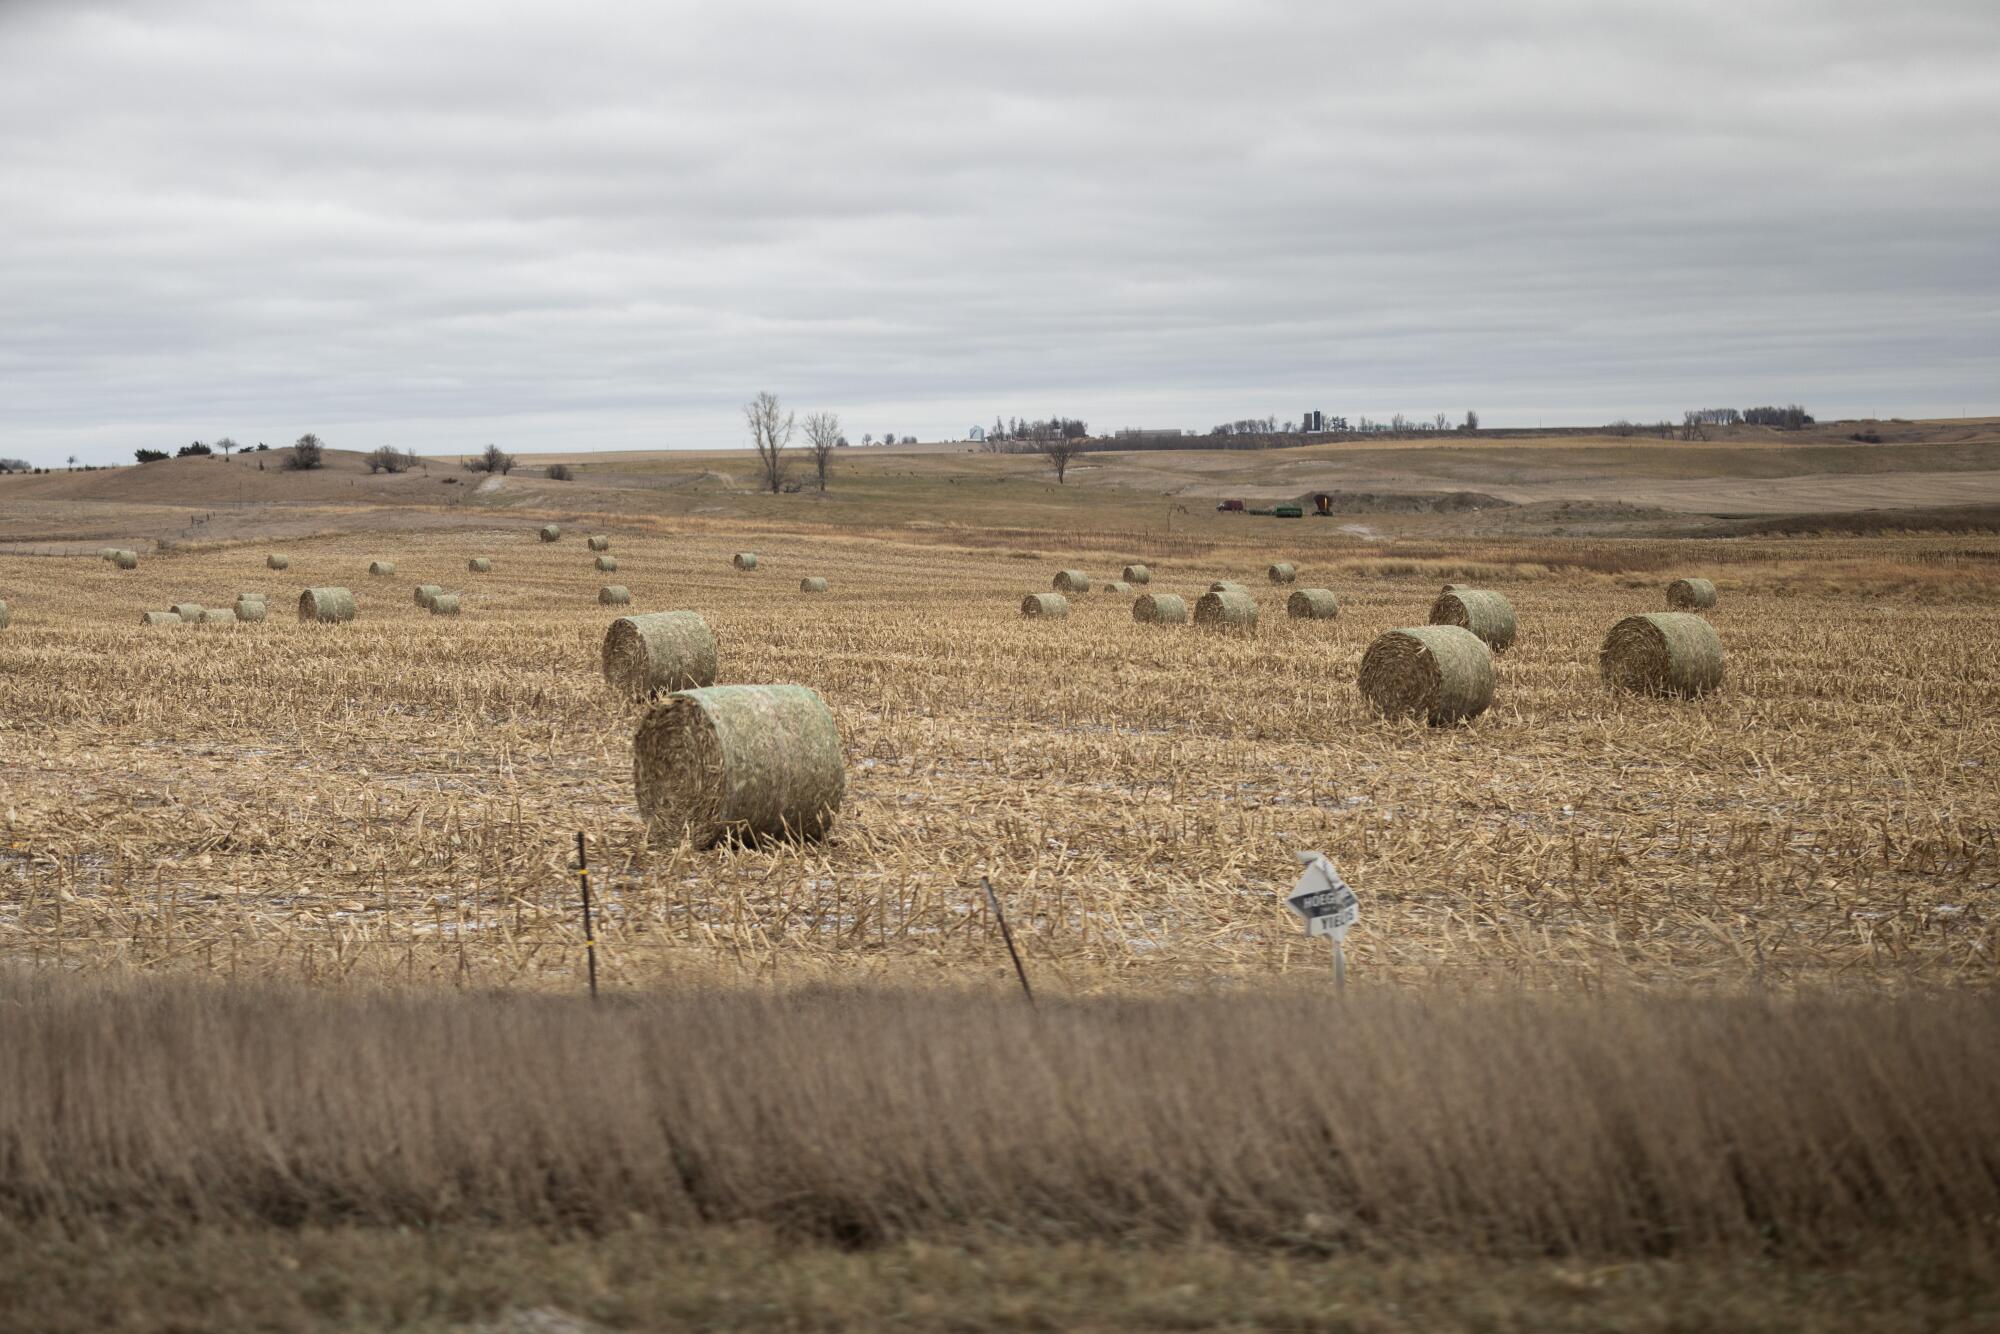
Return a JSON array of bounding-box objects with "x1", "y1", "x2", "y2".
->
[{"x1": 0, "y1": 526, "x2": 1996, "y2": 992}]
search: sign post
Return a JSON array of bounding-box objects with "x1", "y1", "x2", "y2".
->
[{"x1": 1286, "y1": 851, "x2": 1359, "y2": 991}]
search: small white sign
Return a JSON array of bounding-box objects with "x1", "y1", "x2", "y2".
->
[{"x1": 1287, "y1": 852, "x2": 1359, "y2": 940}]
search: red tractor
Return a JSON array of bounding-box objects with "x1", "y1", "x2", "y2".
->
[{"x1": 1216, "y1": 499, "x2": 1245, "y2": 512}]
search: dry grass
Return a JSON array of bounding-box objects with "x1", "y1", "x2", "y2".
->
[
  {"x1": 3, "y1": 973, "x2": 1995, "y2": 1261},
  {"x1": 0, "y1": 526, "x2": 1996, "y2": 991}
]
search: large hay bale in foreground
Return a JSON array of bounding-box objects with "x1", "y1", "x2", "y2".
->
[
  {"x1": 1208, "y1": 580, "x2": 1248, "y2": 596},
  {"x1": 1133, "y1": 593, "x2": 1188, "y2": 624},
  {"x1": 1601, "y1": 612, "x2": 1724, "y2": 698},
  {"x1": 1021, "y1": 592, "x2": 1068, "y2": 619},
  {"x1": 587, "y1": 535, "x2": 610, "y2": 552},
  {"x1": 1287, "y1": 588, "x2": 1339, "y2": 620},
  {"x1": 634, "y1": 684, "x2": 844, "y2": 847},
  {"x1": 602, "y1": 610, "x2": 718, "y2": 698},
  {"x1": 200, "y1": 608, "x2": 237, "y2": 625},
  {"x1": 169, "y1": 602, "x2": 205, "y2": 623},
  {"x1": 1053, "y1": 569, "x2": 1091, "y2": 593},
  {"x1": 1666, "y1": 577, "x2": 1717, "y2": 610},
  {"x1": 468, "y1": 557, "x2": 492, "y2": 573},
  {"x1": 1268, "y1": 562, "x2": 1297, "y2": 584},
  {"x1": 733, "y1": 552, "x2": 757, "y2": 570},
  {"x1": 799, "y1": 577, "x2": 828, "y2": 593},
  {"x1": 233, "y1": 598, "x2": 267, "y2": 623},
  {"x1": 112, "y1": 550, "x2": 138, "y2": 569},
  {"x1": 266, "y1": 554, "x2": 289, "y2": 571},
  {"x1": 1359, "y1": 625, "x2": 1495, "y2": 724},
  {"x1": 299, "y1": 587, "x2": 357, "y2": 624},
  {"x1": 599, "y1": 585, "x2": 632, "y2": 606},
  {"x1": 1429, "y1": 588, "x2": 1517, "y2": 651},
  {"x1": 428, "y1": 593, "x2": 462, "y2": 616},
  {"x1": 1123, "y1": 564, "x2": 1151, "y2": 585},
  {"x1": 368, "y1": 560, "x2": 396, "y2": 577},
  {"x1": 595, "y1": 555, "x2": 618, "y2": 572},
  {"x1": 414, "y1": 583, "x2": 444, "y2": 608},
  {"x1": 539, "y1": 525, "x2": 561, "y2": 543},
  {"x1": 1195, "y1": 588, "x2": 1258, "y2": 631},
  {"x1": 141, "y1": 610, "x2": 179, "y2": 626}
]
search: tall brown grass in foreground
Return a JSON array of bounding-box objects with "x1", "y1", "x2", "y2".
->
[{"x1": 2, "y1": 974, "x2": 1995, "y2": 1259}]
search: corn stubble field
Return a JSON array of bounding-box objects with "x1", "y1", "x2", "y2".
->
[{"x1": 0, "y1": 522, "x2": 1996, "y2": 992}]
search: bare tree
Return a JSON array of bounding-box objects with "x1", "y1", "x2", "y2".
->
[
  {"x1": 463, "y1": 444, "x2": 515, "y2": 475},
  {"x1": 1041, "y1": 436, "x2": 1082, "y2": 484},
  {"x1": 802, "y1": 411, "x2": 841, "y2": 493},
  {"x1": 215, "y1": 437, "x2": 237, "y2": 458},
  {"x1": 1463, "y1": 410, "x2": 1479, "y2": 432},
  {"x1": 287, "y1": 433, "x2": 325, "y2": 470},
  {"x1": 745, "y1": 391, "x2": 794, "y2": 494}
]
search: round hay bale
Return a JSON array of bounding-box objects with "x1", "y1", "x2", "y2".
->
[
  {"x1": 1601, "y1": 612, "x2": 1724, "y2": 698},
  {"x1": 1021, "y1": 592, "x2": 1069, "y2": 619},
  {"x1": 169, "y1": 602, "x2": 205, "y2": 623},
  {"x1": 428, "y1": 593, "x2": 462, "y2": 616},
  {"x1": 1195, "y1": 588, "x2": 1258, "y2": 631},
  {"x1": 733, "y1": 552, "x2": 757, "y2": 570},
  {"x1": 1208, "y1": 580, "x2": 1248, "y2": 596},
  {"x1": 468, "y1": 557, "x2": 492, "y2": 573},
  {"x1": 266, "y1": 554, "x2": 289, "y2": 571},
  {"x1": 1268, "y1": 562, "x2": 1297, "y2": 584},
  {"x1": 1359, "y1": 625, "x2": 1495, "y2": 724},
  {"x1": 368, "y1": 560, "x2": 396, "y2": 577},
  {"x1": 99, "y1": 548, "x2": 118, "y2": 561},
  {"x1": 233, "y1": 598, "x2": 267, "y2": 623},
  {"x1": 1287, "y1": 588, "x2": 1339, "y2": 620},
  {"x1": 1103, "y1": 579, "x2": 1132, "y2": 595},
  {"x1": 599, "y1": 584, "x2": 632, "y2": 606},
  {"x1": 0, "y1": 600, "x2": 9, "y2": 629},
  {"x1": 595, "y1": 555, "x2": 618, "y2": 572},
  {"x1": 1133, "y1": 593, "x2": 1188, "y2": 624},
  {"x1": 200, "y1": 608, "x2": 237, "y2": 625},
  {"x1": 602, "y1": 610, "x2": 720, "y2": 699},
  {"x1": 539, "y1": 525, "x2": 561, "y2": 543},
  {"x1": 414, "y1": 583, "x2": 444, "y2": 608},
  {"x1": 587, "y1": 535, "x2": 610, "y2": 552},
  {"x1": 1123, "y1": 564, "x2": 1151, "y2": 585},
  {"x1": 799, "y1": 576, "x2": 828, "y2": 593},
  {"x1": 1429, "y1": 588, "x2": 1517, "y2": 651},
  {"x1": 1666, "y1": 577, "x2": 1717, "y2": 610},
  {"x1": 140, "y1": 610, "x2": 179, "y2": 626},
  {"x1": 298, "y1": 587, "x2": 357, "y2": 624},
  {"x1": 633, "y1": 684, "x2": 844, "y2": 847},
  {"x1": 112, "y1": 550, "x2": 138, "y2": 570},
  {"x1": 1052, "y1": 569, "x2": 1091, "y2": 593}
]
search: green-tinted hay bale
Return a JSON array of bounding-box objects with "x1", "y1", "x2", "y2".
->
[
  {"x1": 200, "y1": 608, "x2": 237, "y2": 625},
  {"x1": 1103, "y1": 580, "x2": 1132, "y2": 595},
  {"x1": 602, "y1": 610, "x2": 718, "y2": 699},
  {"x1": 595, "y1": 555, "x2": 618, "y2": 572},
  {"x1": 1208, "y1": 580, "x2": 1249, "y2": 596},
  {"x1": 112, "y1": 550, "x2": 138, "y2": 570},
  {"x1": 1133, "y1": 593, "x2": 1188, "y2": 625},
  {"x1": 1123, "y1": 564, "x2": 1151, "y2": 585},
  {"x1": 1429, "y1": 588, "x2": 1517, "y2": 651},
  {"x1": 1666, "y1": 577, "x2": 1717, "y2": 610},
  {"x1": 266, "y1": 554, "x2": 289, "y2": 571},
  {"x1": 599, "y1": 585, "x2": 632, "y2": 606},
  {"x1": 1359, "y1": 625, "x2": 1494, "y2": 724},
  {"x1": 799, "y1": 577, "x2": 828, "y2": 593},
  {"x1": 99, "y1": 548, "x2": 118, "y2": 561},
  {"x1": 368, "y1": 560, "x2": 395, "y2": 577},
  {"x1": 1195, "y1": 588, "x2": 1258, "y2": 631},
  {"x1": 233, "y1": 598, "x2": 267, "y2": 623},
  {"x1": 1021, "y1": 592, "x2": 1069, "y2": 619},
  {"x1": 733, "y1": 552, "x2": 757, "y2": 570},
  {"x1": 633, "y1": 684, "x2": 844, "y2": 847},
  {"x1": 587, "y1": 535, "x2": 610, "y2": 552},
  {"x1": 0, "y1": 600, "x2": 9, "y2": 629},
  {"x1": 1268, "y1": 562, "x2": 1297, "y2": 584},
  {"x1": 141, "y1": 610, "x2": 179, "y2": 626},
  {"x1": 1287, "y1": 588, "x2": 1339, "y2": 619},
  {"x1": 1053, "y1": 569, "x2": 1091, "y2": 593},
  {"x1": 468, "y1": 557, "x2": 492, "y2": 573},
  {"x1": 169, "y1": 602, "x2": 205, "y2": 623},
  {"x1": 428, "y1": 593, "x2": 461, "y2": 616},
  {"x1": 414, "y1": 583, "x2": 444, "y2": 608},
  {"x1": 539, "y1": 525, "x2": 561, "y2": 543},
  {"x1": 1601, "y1": 612, "x2": 1724, "y2": 698},
  {"x1": 299, "y1": 587, "x2": 357, "y2": 624}
]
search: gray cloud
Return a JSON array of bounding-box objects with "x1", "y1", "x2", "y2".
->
[{"x1": 3, "y1": 0, "x2": 1996, "y2": 464}]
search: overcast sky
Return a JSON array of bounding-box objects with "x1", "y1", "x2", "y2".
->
[{"x1": 3, "y1": 0, "x2": 1996, "y2": 464}]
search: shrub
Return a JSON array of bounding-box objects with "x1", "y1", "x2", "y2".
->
[
  {"x1": 176, "y1": 442, "x2": 213, "y2": 457},
  {"x1": 545, "y1": 463, "x2": 573, "y2": 481},
  {"x1": 288, "y1": 434, "x2": 325, "y2": 470},
  {"x1": 134, "y1": 449, "x2": 168, "y2": 464},
  {"x1": 464, "y1": 444, "x2": 515, "y2": 475},
  {"x1": 364, "y1": 446, "x2": 418, "y2": 474}
]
